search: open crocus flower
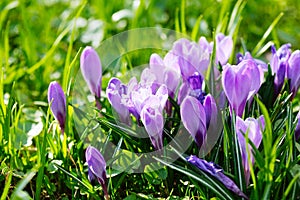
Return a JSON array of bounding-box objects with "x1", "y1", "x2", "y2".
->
[
  {"x1": 48, "y1": 81, "x2": 66, "y2": 133},
  {"x1": 187, "y1": 155, "x2": 248, "y2": 199},
  {"x1": 287, "y1": 50, "x2": 300, "y2": 98},
  {"x1": 149, "y1": 53, "x2": 180, "y2": 98},
  {"x1": 85, "y1": 146, "x2": 108, "y2": 198},
  {"x1": 222, "y1": 59, "x2": 263, "y2": 117},
  {"x1": 270, "y1": 44, "x2": 291, "y2": 96},
  {"x1": 171, "y1": 38, "x2": 210, "y2": 80},
  {"x1": 80, "y1": 46, "x2": 102, "y2": 109},
  {"x1": 236, "y1": 116, "x2": 265, "y2": 185},
  {"x1": 180, "y1": 96, "x2": 207, "y2": 147}
]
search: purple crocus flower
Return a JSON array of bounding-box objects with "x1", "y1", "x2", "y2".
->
[
  {"x1": 180, "y1": 96, "x2": 206, "y2": 147},
  {"x1": 80, "y1": 46, "x2": 102, "y2": 109},
  {"x1": 187, "y1": 155, "x2": 248, "y2": 199},
  {"x1": 222, "y1": 59, "x2": 263, "y2": 117},
  {"x1": 149, "y1": 53, "x2": 180, "y2": 98},
  {"x1": 215, "y1": 33, "x2": 233, "y2": 65},
  {"x1": 294, "y1": 111, "x2": 300, "y2": 141},
  {"x1": 140, "y1": 97, "x2": 164, "y2": 150},
  {"x1": 270, "y1": 44, "x2": 292, "y2": 96},
  {"x1": 48, "y1": 81, "x2": 66, "y2": 133},
  {"x1": 171, "y1": 38, "x2": 210, "y2": 80},
  {"x1": 106, "y1": 77, "x2": 131, "y2": 124},
  {"x1": 236, "y1": 116, "x2": 265, "y2": 185},
  {"x1": 287, "y1": 50, "x2": 300, "y2": 98},
  {"x1": 85, "y1": 146, "x2": 108, "y2": 198},
  {"x1": 237, "y1": 52, "x2": 268, "y2": 72}
]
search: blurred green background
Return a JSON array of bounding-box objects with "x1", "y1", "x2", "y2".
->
[{"x1": 1, "y1": 0, "x2": 300, "y2": 104}]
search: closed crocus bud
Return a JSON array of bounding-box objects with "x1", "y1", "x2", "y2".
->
[
  {"x1": 222, "y1": 59, "x2": 262, "y2": 117},
  {"x1": 48, "y1": 81, "x2": 66, "y2": 133},
  {"x1": 236, "y1": 116, "x2": 265, "y2": 185},
  {"x1": 86, "y1": 146, "x2": 108, "y2": 198},
  {"x1": 215, "y1": 33, "x2": 233, "y2": 65},
  {"x1": 287, "y1": 50, "x2": 300, "y2": 98},
  {"x1": 180, "y1": 96, "x2": 206, "y2": 147},
  {"x1": 80, "y1": 46, "x2": 102, "y2": 101},
  {"x1": 187, "y1": 155, "x2": 248, "y2": 199},
  {"x1": 140, "y1": 97, "x2": 164, "y2": 150},
  {"x1": 203, "y1": 94, "x2": 217, "y2": 129},
  {"x1": 271, "y1": 44, "x2": 291, "y2": 96},
  {"x1": 106, "y1": 78, "x2": 131, "y2": 124}
]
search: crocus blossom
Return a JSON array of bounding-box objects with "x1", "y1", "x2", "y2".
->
[
  {"x1": 48, "y1": 81, "x2": 66, "y2": 133},
  {"x1": 149, "y1": 53, "x2": 180, "y2": 98},
  {"x1": 215, "y1": 33, "x2": 233, "y2": 65},
  {"x1": 140, "y1": 98, "x2": 164, "y2": 150},
  {"x1": 270, "y1": 44, "x2": 291, "y2": 96},
  {"x1": 85, "y1": 146, "x2": 108, "y2": 198},
  {"x1": 171, "y1": 38, "x2": 210, "y2": 80},
  {"x1": 187, "y1": 155, "x2": 248, "y2": 199},
  {"x1": 236, "y1": 116, "x2": 265, "y2": 185},
  {"x1": 287, "y1": 50, "x2": 300, "y2": 98},
  {"x1": 106, "y1": 78, "x2": 131, "y2": 124},
  {"x1": 222, "y1": 59, "x2": 263, "y2": 117},
  {"x1": 80, "y1": 46, "x2": 102, "y2": 104},
  {"x1": 180, "y1": 96, "x2": 206, "y2": 147}
]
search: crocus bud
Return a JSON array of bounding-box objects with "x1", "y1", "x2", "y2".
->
[
  {"x1": 85, "y1": 146, "x2": 108, "y2": 198},
  {"x1": 180, "y1": 96, "x2": 206, "y2": 147},
  {"x1": 222, "y1": 59, "x2": 262, "y2": 117},
  {"x1": 140, "y1": 102, "x2": 164, "y2": 150},
  {"x1": 106, "y1": 78, "x2": 130, "y2": 124},
  {"x1": 215, "y1": 33, "x2": 233, "y2": 65},
  {"x1": 287, "y1": 50, "x2": 300, "y2": 99},
  {"x1": 48, "y1": 81, "x2": 66, "y2": 133},
  {"x1": 270, "y1": 44, "x2": 291, "y2": 97},
  {"x1": 187, "y1": 155, "x2": 248, "y2": 199},
  {"x1": 80, "y1": 46, "x2": 102, "y2": 100},
  {"x1": 236, "y1": 116, "x2": 265, "y2": 185}
]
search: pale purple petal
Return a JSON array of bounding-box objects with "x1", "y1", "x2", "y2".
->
[
  {"x1": 180, "y1": 96, "x2": 206, "y2": 147},
  {"x1": 80, "y1": 46, "x2": 102, "y2": 98},
  {"x1": 48, "y1": 81, "x2": 66, "y2": 132}
]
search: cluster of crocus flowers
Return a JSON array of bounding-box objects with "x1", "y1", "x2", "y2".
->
[
  {"x1": 80, "y1": 46, "x2": 103, "y2": 110},
  {"x1": 85, "y1": 146, "x2": 108, "y2": 199},
  {"x1": 106, "y1": 70, "x2": 168, "y2": 150},
  {"x1": 270, "y1": 44, "x2": 300, "y2": 99},
  {"x1": 48, "y1": 81, "x2": 66, "y2": 133}
]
